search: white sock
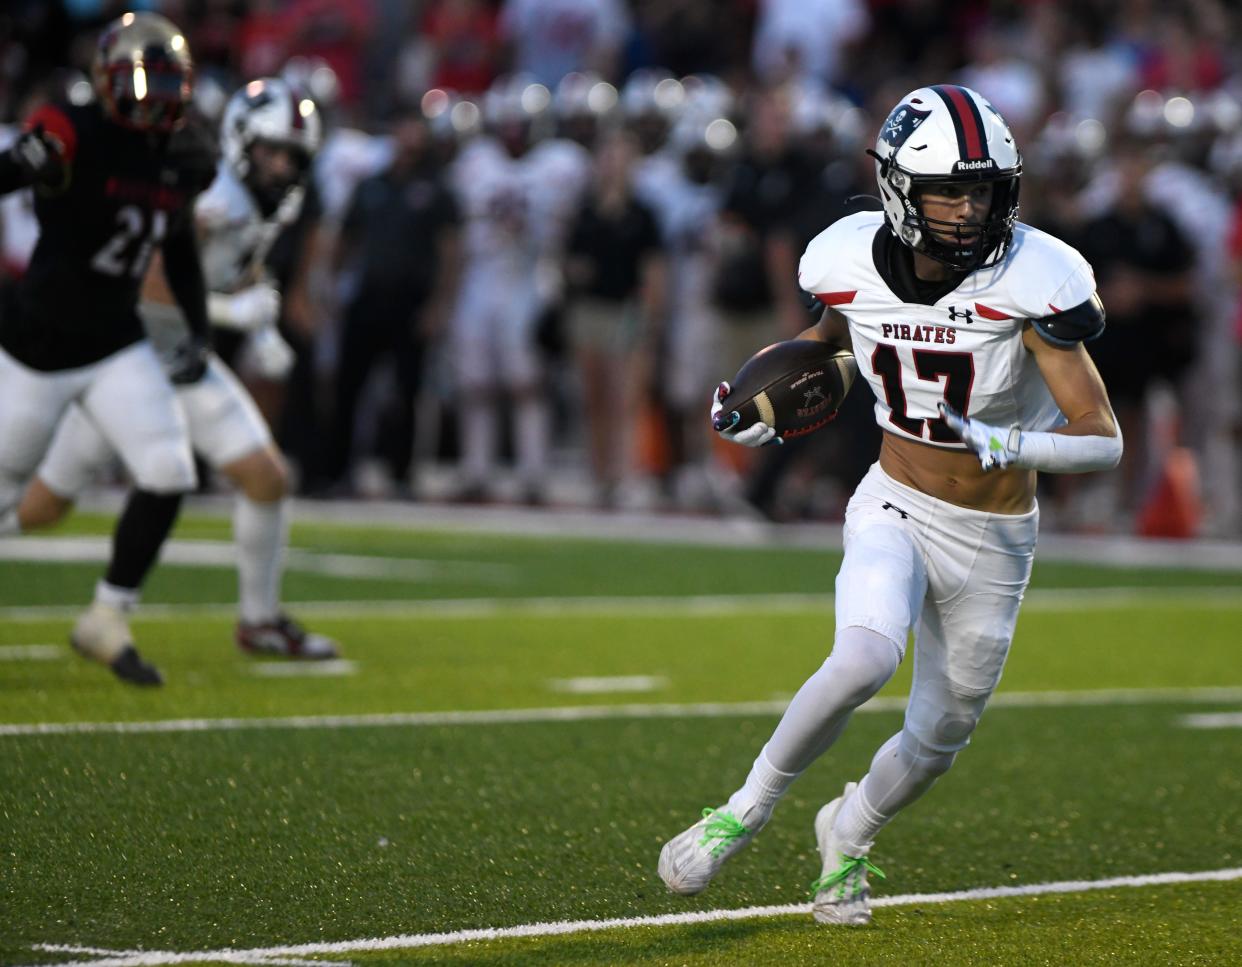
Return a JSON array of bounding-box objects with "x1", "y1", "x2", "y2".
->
[
  {"x1": 94, "y1": 579, "x2": 139, "y2": 611},
  {"x1": 0, "y1": 508, "x2": 20, "y2": 535},
  {"x1": 514, "y1": 395, "x2": 549, "y2": 485},
  {"x1": 725, "y1": 745, "x2": 800, "y2": 830},
  {"x1": 461, "y1": 399, "x2": 497, "y2": 483},
  {"x1": 233, "y1": 495, "x2": 287, "y2": 625}
]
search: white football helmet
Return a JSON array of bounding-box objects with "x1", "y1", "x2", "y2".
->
[
  {"x1": 871, "y1": 84, "x2": 1022, "y2": 271},
  {"x1": 221, "y1": 77, "x2": 323, "y2": 185}
]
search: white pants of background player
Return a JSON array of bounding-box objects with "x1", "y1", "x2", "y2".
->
[
  {"x1": 726, "y1": 462, "x2": 1038, "y2": 853},
  {"x1": 450, "y1": 260, "x2": 548, "y2": 493},
  {"x1": 35, "y1": 354, "x2": 289, "y2": 626},
  {"x1": 0, "y1": 341, "x2": 196, "y2": 516}
]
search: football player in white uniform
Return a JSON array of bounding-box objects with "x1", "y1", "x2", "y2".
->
[
  {"x1": 16, "y1": 77, "x2": 338, "y2": 675},
  {"x1": 448, "y1": 73, "x2": 590, "y2": 501},
  {"x1": 659, "y1": 85, "x2": 1122, "y2": 924}
]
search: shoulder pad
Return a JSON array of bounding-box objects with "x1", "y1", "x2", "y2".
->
[{"x1": 1031, "y1": 292, "x2": 1105, "y2": 347}]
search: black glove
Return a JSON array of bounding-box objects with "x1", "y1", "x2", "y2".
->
[
  {"x1": 165, "y1": 335, "x2": 212, "y2": 385},
  {"x1": 9, "y1": 125, "x2": 63, "y2": 184}
]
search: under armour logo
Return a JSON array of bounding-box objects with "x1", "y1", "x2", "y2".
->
[
  {"x1": 882, "y1": 501, "x2": 909, "y2": 520},
  {"x1": 947, "y1": 306, "x2": 974, "y2": 323}
]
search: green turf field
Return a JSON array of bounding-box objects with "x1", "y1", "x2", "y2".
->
[{"x1": 2, "y1": 509, "x2": 1240, "y2": 966}]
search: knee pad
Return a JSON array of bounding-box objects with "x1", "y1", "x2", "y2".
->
[
  {"x1": 905, "y1": 685, "x2": 988, "y2": 755},
  {"x1": 897, "y1": 728, "x2": 958, "y2": 782}
]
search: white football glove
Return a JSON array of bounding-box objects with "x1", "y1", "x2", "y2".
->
[
  {"x1": 244, "y1": 325, "x2": 296, "y2": 380},
  {"x1": 938, "y1": 402, "x2": 1021, "y2": 472},
  {"x1": 208, "y1": 283, "x2": 281, "y2": 333},
  {"x1": 710, "y1": 381, "x2": 780, "y2": 447}
]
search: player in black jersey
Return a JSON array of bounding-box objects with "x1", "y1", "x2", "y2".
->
[{"x1": 0, "y1": 12, "x2": 215, "y2": 685}]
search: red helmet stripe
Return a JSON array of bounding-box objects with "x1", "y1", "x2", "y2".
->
[{"x1": 932, "y1": 85, "x2": 987, "y2": 162}]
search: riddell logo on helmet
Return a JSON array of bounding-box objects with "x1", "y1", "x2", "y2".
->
[{"x1": 953, "y1": 159, "x2": 996, "y2": 171}]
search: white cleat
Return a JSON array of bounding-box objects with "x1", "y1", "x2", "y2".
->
[
  {"x1": 658, "y1": 806, "x2": 757, "y2": 896},
  {"x1": 811, "y1": 782, "x2": 885, "y2": 926},
  {"x1": 71, "y1": 602, "x2": 163, "y2": 686}
]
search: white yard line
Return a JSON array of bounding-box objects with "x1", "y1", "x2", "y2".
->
[
  {"x1": 0, "y1": 537, "x2": 511, "y2": 584},
  {"x1": 548, "y1": 675, "x2": 669, "y2": 694},
  {"x1": 3, "y1": 685, "x2": 1242, "y2": 738},
  {"x1": 1, "y1": 585, "x2": 1240, "y2": 624},
  {"x1": 1181, "y1": 712, "x2": 1242, "y2": 729},
  {"x1": 248, "y1": 660, "x2": 358, "y2": 678},
  {"x1": 24, "y1": 866, "x2": 1242, "y2": 967},
  {"x1": 0, "y1": 644, "x2": 62, "y2": 661}
]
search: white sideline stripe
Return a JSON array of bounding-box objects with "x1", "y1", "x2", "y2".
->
[
  {"x1": 248, "y1": 660, "x2": 358, "y2": 679},
  {"x1": 0, "y1": 644, "x2": 62, "y2": 661},
  {"x1": 0, "y1": 537, "x2": 511, "y2": 584},
  {"x1": 548, "y1": 675, "x2": 668, "y2": 694},
  {"x1": 2, "y1": 585, "x2": 1241, "y2": 624},
  {"x1": 25, "y1": 867, "x2": 1242, "y2": 967},
  {"x1": 3, "y1": 685, "x2": 1242, "y2": 737},
  {"x1": 1181, "y1": 712, "x2": 1242, "y2": 729}
]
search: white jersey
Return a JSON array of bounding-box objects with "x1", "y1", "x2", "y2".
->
[
  {"x1": 450, "y1": 135, "x2": 590, "y2": 275},
  {"x1": 143, "y1": 162, "x2": 302, "y2": 354},
  {"x1": 195, "y1": 161, "x2": 303, "y2": 293},
  {"x1": 799, "y1": 211, "x2": 1097, "y2": 450}
]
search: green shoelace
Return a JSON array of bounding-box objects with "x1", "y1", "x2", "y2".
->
[
  {"x1": 809, "y1": 855, "x2": 886, "y2": 900},
  {"x1": 696, "y1": 807, "x2": 750, "y2": 858}
]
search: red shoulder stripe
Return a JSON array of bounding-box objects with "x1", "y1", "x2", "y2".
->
[
  {"x1": 25, "y1": 103, "x2": 77, "y2": 165},
  {"x1": 1048, "y1": 303, "x2": 1061, "y2": 313},
  {"x1": 815, "y1": 291, "x2": 857, "y2": 306},
  {"x1": 974, "y1": 303, "x2": 1012, "y2": 320}
]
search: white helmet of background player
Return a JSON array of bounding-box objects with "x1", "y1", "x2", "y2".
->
[
  {"x1": 870, "y1": 84, "x2": 1022, "y2": 272},
  {"x1": 221, "y1": 77, "x2": 322, "y2": 210},
  {"x1": 620, "y1": 67, "x2": 684, "y2": 154},
  {"x1": 554, "y1": 71, "x2": 617, "y2": 147},
  {"x1": 483, "y1": 73, "x2": 551, "y2": 156}
]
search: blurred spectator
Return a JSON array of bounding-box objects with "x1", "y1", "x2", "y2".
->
[
  {"x1": 281, "y1": 0, "x2": 374, "y2": 115},
  {"x1": 1078, "y1": 141, "x2": 1197, "y2": 517},
  {"x1": 751, "y1": 0, "x2": 868, "y2": 88},
  {"x1": 405, "y1": 0, "x2": 501, "y2": 97},
  {"x1": 639, "y1": 103, "x2": 734, "y2": 509},
  {"x1": 319, "y1": 114, "x2": 461, "y2": 497},
  {"x1": 956, "y1": 19, "x2": 1045, "y2": 144},
  {"x1": 237, "y1": 0, "x2": 290, "y2": 82},
  {"x1": 499, "y1": 0, "x2": 631, "y2": 89},
  {"x1": 564, "y1": 128, "x2": 666, "y2": 508}
]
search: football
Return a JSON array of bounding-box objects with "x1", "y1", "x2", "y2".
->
[{"x1": 719, "y1": 340, "x2": 857, "y2": 442}]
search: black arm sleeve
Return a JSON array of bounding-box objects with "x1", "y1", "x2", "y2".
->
[
  {"x1": 798, "y1": 284, "x2": 828, "y2": 322},
  {"x1": 160, "y1": 217, "x2": 211, "y2": 340},
  {"x1": 0, "y1": 152, "x2": 37, "y2": 195},
  {"x1": 1030, "y1": 292, "x2": 1106, "y2": 347}
]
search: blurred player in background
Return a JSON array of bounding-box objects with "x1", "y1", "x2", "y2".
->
[
  {"x1": 659, "y1": 85, "x2": 1122, "y2": 924},
  {"x1": 0, "y1": 12, "x2": 213, "y2": 685},
  {"x1": 447, "y1": 72, "x2": 590, "y2": 503},
  {"x1": 17, "y1": 75, "x2": 339, "y2": 677}
]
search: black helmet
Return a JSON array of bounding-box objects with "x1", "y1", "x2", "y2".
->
[{"x1": 93, "y1": 12, "x2": 194, "y2": 133}]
